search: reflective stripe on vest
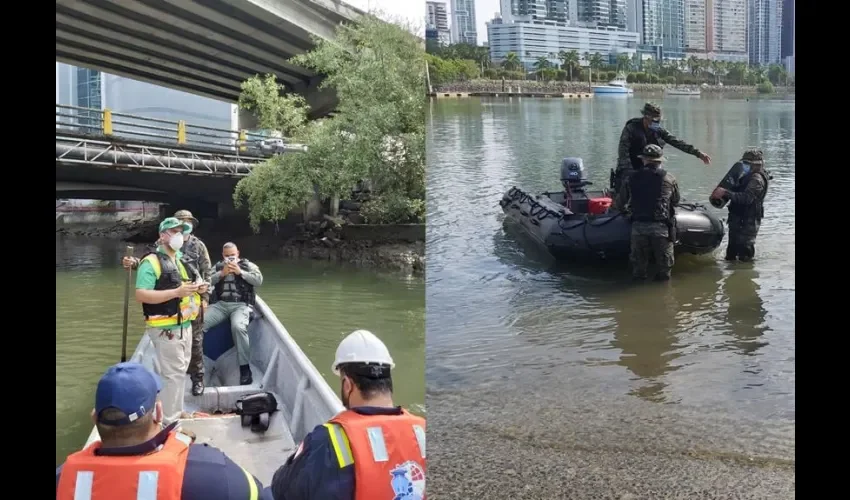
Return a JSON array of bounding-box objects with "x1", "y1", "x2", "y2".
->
[
  {"x1": 324, "y1": 422, "x2": 354, "y2": 468},
  {"x1": 143, "y1": 254, "x2": 200, "y2": 328},
  {"x1": 328, "y1": 409, "x2": 427, "y2": 500},
  {"x1": 72, "y1": 471, "x2": 160, "y2": 500},
  {"x1": 57, "y1": 431, "x2": 191, "y2": 500},
  {"x1": 326, "y1": 415, "x2": 426, "y2": 466}
]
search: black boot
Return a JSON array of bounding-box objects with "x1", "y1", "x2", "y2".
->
[
  {"x1": 240, "y1": 365, "x2": 253, "y2": 385},
  {"x1": 191, "y1": 378, "x2": 205, "y2": 396},
  {"x1": 653, "y1": 273, "x2": 671, "y2": 282}
]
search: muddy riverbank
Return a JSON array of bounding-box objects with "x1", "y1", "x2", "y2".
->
[{"x1": 56, "y1": 219, "x2": 425, "y2": 276}]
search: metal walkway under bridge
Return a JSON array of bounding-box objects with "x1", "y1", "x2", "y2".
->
[{"x1": 56, "y1": 104, "x2": 306, "y2": 177}]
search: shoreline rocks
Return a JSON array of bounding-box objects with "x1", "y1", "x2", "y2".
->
[
  {"x1": 434, "y1": 79, "x2": 794, "y2": 96},
  {"x1": 56, "y1": 218, "x2": 424, "y2": 277}
]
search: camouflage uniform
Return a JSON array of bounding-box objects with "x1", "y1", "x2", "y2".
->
[
  {"x1": 722, "y1": 149, "x2": 769, "y2": 261},
  {"x1": 171, "y1": 210, "x2": 212, "y2": 392},
  {"x1": 613, "y1": 102, "x2": 704, "y2": 193},
  {"x1": 616, "y1": 145, "x2": 681, "y2": 280}
]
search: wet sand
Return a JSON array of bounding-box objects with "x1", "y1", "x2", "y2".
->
[{"x1": 427, "y1": 389, "x2": 794, "y2": 499}]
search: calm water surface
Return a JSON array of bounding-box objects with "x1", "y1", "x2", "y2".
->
[
  {"x1": 426, "y1": 96, "x2": 794, "y2": 439},
  {"x1": 56, "y1": 237, "x2": 424, "y2": 465}
]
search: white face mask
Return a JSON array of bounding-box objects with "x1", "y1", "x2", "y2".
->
[{"x1": 167, "y1": 232, "x2": 184, "y2": 251}]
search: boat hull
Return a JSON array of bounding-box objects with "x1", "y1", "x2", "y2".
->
[
  {"x1": 592, "y1": 87, "x2": 634, "y2": 94},
  {"x1": 82, "y1": 296, "x2": 343, "y2": 485},
  {"x1": 500, "y1": 187, "x2": 725, "y2": 261}
]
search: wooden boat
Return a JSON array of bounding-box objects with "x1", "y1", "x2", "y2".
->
[{"x1": 83, "y1": 296, "x2": 343, "y2": 485}]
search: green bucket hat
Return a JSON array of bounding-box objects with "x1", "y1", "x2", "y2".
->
[{"x1": 158, "y1": 217, "x2": 193, "y2": 235}]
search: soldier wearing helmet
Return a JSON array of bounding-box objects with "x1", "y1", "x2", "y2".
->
[
  {"x1": 615, "y1": 144, "x2": 681, "y2": 281},
  {"x1": 613, "y1": 102, "x2": 711, "y2": 193},
  {"x1": 270, "y1": 330, "x2": 426, "y2": 500},
  {"x1": 712, "y1": 148, "x2": 770, "y2": 261}
]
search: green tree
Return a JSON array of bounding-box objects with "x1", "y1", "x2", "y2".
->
[
  {"x1": 533, "y1": 56, "x2": 550, "y2": 80},
  {"x1": 233, "y1": 15, "x2": 425, "y2": 229},
  {"x1": 501, "y1": 51, "x2": 521, "y2": 71},
  {"x1": 559, "y1": 50, "x2": 580, "y2": 81}
]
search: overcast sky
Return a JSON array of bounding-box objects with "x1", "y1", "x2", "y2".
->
[
  {"x1": 343, "y1": 0, "x2": 502, "y2": 43},
  {"x1": 344, "y1": 0, "x2": 426, "y2": 34}
]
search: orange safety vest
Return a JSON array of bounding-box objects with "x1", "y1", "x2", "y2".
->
[
  {"x1": 328, "y1": 409, "x2": 427, "y2": 500},
  {"x1": 56, "y1": 431, "x2": 192, "y2": 500}
]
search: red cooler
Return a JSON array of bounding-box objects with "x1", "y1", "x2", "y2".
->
[{"x1": 588, "y1": 197, "x2": 612, "y2": 215}]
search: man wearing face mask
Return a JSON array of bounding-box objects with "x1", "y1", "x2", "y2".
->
[
  {"x1": 123, "y1": 209, "x2": 212, "y2": 398},
  {"x1": 205, "y1": 242, "x2": 263, "y2": 386},
  {"x1": 712, "y1": 148, "x2": 770, "y2": 262},
  {"x1": 56, "y1": 362, "x2": 270, "y2": 500},
  {"x1": 613, "y1": 102, "x2": 711, "y2": 194},
  {"x1": 133, "y1": 217, "x2": 206, "y2": 423},
  {"x1": 268, "y1": 330, "x2": 426, "y2": 500}
]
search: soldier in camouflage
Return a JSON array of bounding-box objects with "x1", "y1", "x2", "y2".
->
[
  {"x1": 613, "y1": 102, "x2": 711, "y2": 193},
  {"x1": 615, "y1": 144, "x2": 681, "y2": 281},
  {"x1": 712, "y1": 148, "x2": 770, "y2": 262},
  {"x1": 122, "y1": 210, "x2": 212, "y2": 395}
]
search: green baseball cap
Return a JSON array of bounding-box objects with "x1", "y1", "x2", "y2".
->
[{"x1": 158, "y1": 217, "x2": 193, "y2": 235}]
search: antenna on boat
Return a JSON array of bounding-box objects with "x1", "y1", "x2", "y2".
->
[{"x1": 121, "y1": 246, "x2": 134, "y2": 362}]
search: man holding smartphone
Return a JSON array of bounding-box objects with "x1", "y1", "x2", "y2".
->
[
  {"x1": 205, "y1": 242, "x2": 263, "y2": 386},
  {"x1": 124, "y1": 209, "x2": 212, "y2": 397},
  {"x1": 133, "y1": 217, "x2": 208, "y2": 423}
]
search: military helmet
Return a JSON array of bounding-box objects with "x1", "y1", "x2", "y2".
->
[
  {"x1": 741, "y1": 148, "x2": 765, "y2": 165},
  {"x1": 638, "y1": 144, "x2": 666, "y2": 162},
  {"x1": 641, "y1": 102, "x2": 662, "y2": 117}
]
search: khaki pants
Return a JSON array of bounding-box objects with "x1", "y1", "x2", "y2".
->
[{"x1": 146, "y1": 324, "x2": 192, "y2": 423}]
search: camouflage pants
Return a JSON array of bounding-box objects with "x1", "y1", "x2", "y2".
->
[
  {"x1": 630, "y1": 221, "x2": 674, "y2": 279},
  {"x1": 186, "y1": 317, "x2": 205, "y2": 382},
  {"x1": 726, "y1": 214, "x2": 761, "y2": 261}
]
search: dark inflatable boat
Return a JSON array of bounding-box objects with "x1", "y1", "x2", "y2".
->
[{"x1": 499, "y1": 157, "x2": 725, "y2": 260}]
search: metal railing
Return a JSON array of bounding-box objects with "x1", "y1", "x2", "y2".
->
[
  {"x1": 55, "y1": 104, "x2": 307, "y2": 155},
  {"x1": 56, "y1": 136, "x2": 265, "y2": 176}
]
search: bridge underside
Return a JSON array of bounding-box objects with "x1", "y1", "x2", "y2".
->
[
  {"x1": 57, "y1": 162, "x2": 239, "y2": 216},
  {"x1": 55, "y1": 0, "x2": 363, "y2": 118}
]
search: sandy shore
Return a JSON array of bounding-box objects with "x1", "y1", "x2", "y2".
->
[{"x1": 426, "y1": 387, "x2": 794, "y2": 499}]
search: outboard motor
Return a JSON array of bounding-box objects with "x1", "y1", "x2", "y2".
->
[
  {"x1": 236, "y1": 391, "x2": 278, "y2": 433},
  {"x1": 560, "y1": 157, "x2": 592, "y2": 192}
]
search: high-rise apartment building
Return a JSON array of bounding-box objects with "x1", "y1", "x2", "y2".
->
[
  {"x1": 684, "y1": 0, "x2": 707, "y2": 53},
  {"x1": 709, "y1": 0, "x2": 748, "y2": 61},
  {"x1": 747, "y1": 0, "x2": 783, "y2": 65},
  {"x1": 679, "y1": 0, "x2": 747, "y2": 62},
  {"x1": 451, "y1": 0, "x2": 478, "y2": 45},
  {"x1": 488, "y1": 20, "x2": 639, "y2": 68},
  {"x1": 426, "y1": 1, "x2": 452, "y2": 46},
  {"x1": 641, "y1": 0, "x2": 686, "y2": 58},
  {"x1": 576, "y1": 0, "x2": 627, "y2": 28},
  {"x1": 780, "y1": 0, "x2": 793, "y2": 59},
  {"x1": 499, "y1": 0, "x2": 568, "y2": 24}
]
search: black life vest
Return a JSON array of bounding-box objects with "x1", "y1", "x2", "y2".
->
[
  {"x1": 140, "y1": 252, "x2": 198, "y2": 319},
  {"x1": 729, "y1": 170, "x2": 769, "y2": 219},
  {"x1": 628, "y1": 167, "x2": 673, "y2": 223},
  {"x1": 212, "y1": 259, "x2": 256, "y2": 306},
  {"x1": 625, "y1": 118, "x2": 664, "y2": 171}
]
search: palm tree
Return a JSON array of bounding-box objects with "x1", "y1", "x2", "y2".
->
[
  {"x1": 616, "y1": 53, "x2": 631, "y2": 73},
  {"x1": 710, "y1": 60, "x2": 726, "y2": 85},
  {"x1": 501, "y1": 51, "x2": 521, "y2": 72},
  {"x1": 559, "y1": 50, "x2": 580, "y2": 81},
  {"x1": 589, "y1": 53, "x2": 605, "y2": 81},
  {"x1": 533, "y1": 56, "x2": 550, "y2": 80}
]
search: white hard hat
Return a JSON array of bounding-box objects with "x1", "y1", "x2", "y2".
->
[{"x1": 332, "y1": 329, "x2": 395, "y2": 375}]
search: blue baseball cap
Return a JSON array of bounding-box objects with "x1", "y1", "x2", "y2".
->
[{"x1": 95, "y1": 362, "x2": 162, "y2": 426}]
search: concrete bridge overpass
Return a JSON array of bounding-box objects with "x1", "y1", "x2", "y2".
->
[
  {"x1": 55, "y1": 0, "x2": 365, "y2": 119},
  {"x1": 55, "y1": 105, "x2": 291, "y2": 217}
]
